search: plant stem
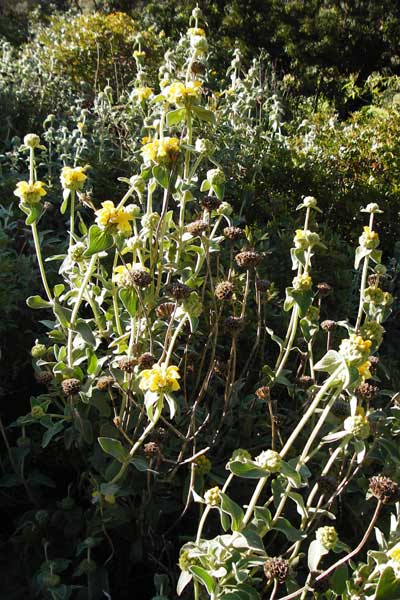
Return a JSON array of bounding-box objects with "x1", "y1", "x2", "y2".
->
[
  {"x1": 31, "y1": 222, "x2": 53, "y2": 302},
  {"x1": 69, "y1": 189, "x2": 75, "y2": 247}
]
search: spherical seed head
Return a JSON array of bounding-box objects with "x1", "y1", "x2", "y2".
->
[
  {"x1": 201, "y1": 195, "x2": 221, "y2": 211},
  {"x1": 118, "y1": 357, "x2": 137, "y2": 372},
  {"x1": 138, "y1": 352, "x2": 156, "y2": 369},
  {"x1": 321, "y1": 320, "x2": 337, "y2": 332},
  {"x1": 255, "y1": 386, "x2": 270, "y2": 400},
  {"x1": 296, "y1": 375, "x2": 315, "y2": 389},
  {"x1": 155, "y1": 302, "x2": 176, "y2": 319},
  {"x1": 61, "y1": 378, "x2": 81, "y2": 396},
  {"x1": 331, "y1": 399, "x2": 350, "y2": 418},
  {"x1": 144, "y1": 441, "x2": 159, "y2": 457},
  {"x1": 319, "y1": 475, "x2": 337, "y2": 495},
  {"x1": 130, "y1": 266, "x2": 152, "y2": 288},
  {"x1": 263, "y1": 557, "x2": 289, "y2": 583},
  {"x1": 96, "y1": 376, "x2": 114, "y2": 391},
  {"x1": 368, "y1": 274, "x2": 380, "y2": 287},
  {"x1": 317, "y1": 282, "x2": 333, "y2": 297},
  {"x1": 191, "y1": 60, "x2": 206, "y2": 75},
  {"x1": 369, "y1": 356, "x2": 380, "y2": 369},
  {"x1": 356, "y1": 382, "x2": 379, "y2": 401},
  {"x1": 369, "y1": 475, "x2": 400, "y2": 504},
  {"x1": 224, "y1": 316, "x2": 244, "y2": 335},
  {"x1": 256, "y1": 279, "x2": 270, "y2": 292},
  {"x1": 223, "y1": 226, "x2": 246, "y2": 241},
  {"x1": 215, "y1": 281, "x2": 235, "y2": 301},
  {"x1": 167, "y1": 282, "x2": 191, "y2": 300},
  {"x1": 235, "y1": 250, "x2": 262, "y2": 268},
  {"x1": 35, "y1": 371, "x2": 53, "y2": 386},
  {"x1": 186, "y1": 220, "x2": 208, "y2": 236}
]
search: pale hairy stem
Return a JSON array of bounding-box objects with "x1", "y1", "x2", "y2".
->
[
  {"x1": 355, "y1": 212, "x2": 375, "y2": 331},
  {"x1": 31, "y1": 222, "x2": 53, "y2": 302}
]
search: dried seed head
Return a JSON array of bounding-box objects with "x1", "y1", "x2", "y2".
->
[
  {"x1": 155, "y1": 302, "x2": 176, "y2": 319},
  {"x1": 321, "y1": 320, "x2": 337, "y2": 332},
  {"x1": 96, "y1": 376, "x2": 114, "y2": 391},
  {"x1": 369, "y1": 475, "x2": 400, "y2": 504},
  {"x1": 215, "y1": 281, "x2": 235, "y2": 301},
  {"x1": 167, "y1": 282, "x2": 191, "y2": 300},
  {"x1": 263, "y1": 557, "x2": 289, "y2": 583},
  {"x1": 296, "y1": 375, "x2": 315, "y2": 389},
  {"x1": 331, "y1": 399, "x2": 350, "y2": 418},
  {"x1": 61, "y1": 378, "x2": 81, "y2": 396},
  {"x1": 317, "y1": 282, "x2": 333, "y2": 296},
  {"x1": 191, "y1": 60, "x2": 206, "y2": 75},
  {"x1": 138, "y1": 352, "x2": 156, "y2": 369},
  {"x1": 201, "y1": 195, "x2": 221, "y2": 211},
  {"x1": 224, "y1": 316, "x2": 244, "y2": 335},
  {"x1": 35, "y1": 371, "x2": 53, "y2": 386},
  {"x1": 256, "y1": 279, "x2": 270, "y2": 292},
  {"x1": 118, "y1": 357, "x2": 137, "y2": 372},
  {"x1": 235, "y1": 249, "x2": 262, "y2": 268},
  {"x1": 255, "y1": 386, "x2": 270, "y2": 400},
  {"x1": 356, "y1": 382, "x2": 379, "y2": 401},
  {"x1": 130, "y1": 266, "x2": 152, "y2": 288},
  {"x1": 319, "y1": 475, "x2": 337, "y2": 495},
  {"x1": 223, "y1": 226, "x2": 245, "y2": 241},
  {"x1": 186, "y1": 219, "x2": 208, "y2": 236},
  {"x1": 144, "y1": 441, "x2": 160, "y2": 457},
  {"x1": 369, "y1": 355, "x2": 380, "y2": 370}
]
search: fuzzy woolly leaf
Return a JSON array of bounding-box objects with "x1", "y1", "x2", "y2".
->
[{"x1": 98, "y1": 437, "x2": 128, "y2": 463}]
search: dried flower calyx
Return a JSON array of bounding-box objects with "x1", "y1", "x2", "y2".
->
[
  {"x1": 263, "y1": 557, "x2": 289, "y2": 583},
  {"x1": 61, "y1": 378, "x2": 81, "y2": 396},
  {"x1": 369, "y1": 475, "x2": 400, "y2": 504}
]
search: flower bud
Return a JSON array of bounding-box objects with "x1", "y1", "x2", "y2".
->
[
  {"x1": 31, "y1": 342, "x2": 47, "y2": 359},
  {"x1": 217, "y1": 201, "x2": 233, "y2": 216},
  {"x1": 24, "y1": 133, "x2": 41, "y2": 148},
  {"x1": 344, "y1": 414, "x2": 370, "y2": 439},
  {"x1": 207, "y1": 168, "x2": 225, "y2": 186},
  {"x1": 303, "y1": 196, "x2": 318, "y2": 208},
  {"x1": 255, "y1": 449, "x2": 282, "y2": 473},
  {"x1": 129, "y1": 174, "x2": 146, "y2": 194},
  {"x1": 124, "y1": 204, "x2": 141, "y2": 217},
  {"x1": 316, "y1": 526, "x2": 338, "y2": 550},
  {"x1": 204, "y1": 486, "x2": 221, "y2": 506}
]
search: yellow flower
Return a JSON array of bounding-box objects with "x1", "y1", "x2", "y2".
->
[
  {"x1": 292, "y1": 273, "x2": 312, "y2": 291},
  {"x1": 141, "y1": 137, "x2": 180, "y2": 165},
  {"x1": 113, "y1": 263, "x2": 132, "y2": 286},
  {"x1": 60, "y1": 166, "x2": 87, "y2": 191},
  {"x1": 133, "y1": 50, "x2": 146, "y2": 59},
  {"x1": 139, "y1": 363, "x2": 180, "y2": 394},
  {"x1": 388, "y1": 543, "x2": 400, "y2": 563},
  {"x1": 162, "y1": 81, "x2": 202, "y2": 106},
  {"x1": 187, "y1": 27, "x2": 206, "y2": 37},
  {"x1": 95, "y1": 200, "x2": 133, "y2": 235},
  {"x1": 133, "y1": 86, "x2": 153, "y2": 102},
  {"x1": 357, "y1": 360, "x2": 372, "y2": 380},
  {"x1": 339, "y1": 334, "x2": 372, "y2": 367},
  {"x1": 14, "y1": 180, "x2": 47, "y2": 204},
  {"x1": 359, "y1": 226, "x2": 380, "y2": 250}
]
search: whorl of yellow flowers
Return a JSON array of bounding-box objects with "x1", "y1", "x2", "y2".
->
[
  {"x1": 14, "y1": 180, "x2": 47, "y2": 204},
  {"x1": 141, "y1": 137, "x2": 180, "y2": 165},
  {"x1": 60, "y1": 166, "x2": 87, "y2": 192},
  {"x1": 162, "y1": 81, "x2": 202, "y2": 106},
  {"x1": 95, "y1": 200, "x2": 133, "y2": 235},
  {"x1": 139, "y1": 363, "x2": 180, "y2": 394}
]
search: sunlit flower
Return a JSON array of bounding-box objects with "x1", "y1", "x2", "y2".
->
[
  {"x1": 357, "y1": 361, "x2": 372, "y2": 380},
  {"x1": 141, "y1": 137, "x2": 180, "y2": 164},
  {"x1": 359, "y1": 226, "x2": 379, "y2": 250},
  {"x1": 316, "y1": 526, "x2": 338, "y2": 550},
  {"x1": 14, "y1": 180, "x2": 47, "y2": 204},
  {"x1": 162, "y1": 81, "x2": 202, "y2": 106},
  {"x1": 187, "y1": 27, "x2": 206, "y2": 37},
  {"x1": 292, "y1": 273, "x2": 312, "y2": 291},
  {"x1": 339, "y1": 334, "x2": 372, "y2": 366},
  {"x1": 139, "y1": 363, "x2": 180, "y2": 393},
  {"x1": 294, "y1": 229, "x2": 321, "y2": 249},
  {"x1": 132, "y1": 86, "x2": 153, "y2": 102},
  {"x1": 344, "y1": 411, "x2": 370, "y2": 439},
  {"x1": 60, "y1": 166, "x2": 87, "y2": 191},
  {"x1": 95, "y1": 200, "x2": 133, "y2": 235}
]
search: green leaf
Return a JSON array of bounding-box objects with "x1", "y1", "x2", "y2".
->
[
  {"x1": 375, "y1": 566, "x2": 400, "y2": 599},
  {"x1": 166, "y1": 107, "x2": 186, "y2": 126},
  {"x1": 220, "y1": 492, "x2": 244, "y2": 531},
  {"x1": 53, "y1": 301, "x2": 72, "y2": 327},
  {"x1": 307, "y1": 539, "x2": 328, "y2": 571},
  {"x1": 42, "y1": 421, "x2": 65, "y2": 448},
  {"x1": 60, "y1": 188, "x2": 70, "y2": 214},
  {"x1": 84, "y1": 225, "x2": 113, "y2": 257},
  {"x1": 330, "y1": 563, "x2": 348, "y2": 594},
  {"x1": 25, "y1": 202, "x2": 44, "y2": 225},
  {"x1": 73, "y1": 319, "x2": 96, "y2": 346},
  {"x1": 281, "y1": 461, "x2": 302, "y2": 488},
  {"x1": 192, "y1": 105, "x2": 216, "y2": 124},
  {"x1": 152, "y1": 165, "x2": 169, "y2": 189},
  {"x1": 228, "y1": 460, "x2": 270, "y2": 479},
  {"x1": 189, "y1": 566, "x2": 216, "y2": 594},
  {"x1": 200, "y1": 179, "x2": 211, "y2": 192},
  {"x1": 314, "y1": 350, "x2": 343, "y2": 373},
  {"x1": 177, "y1": 570, "x2": 192, "y2": 596},
  {"x1": 273, "y1": 517, "x2": 306, "y2": 542},
  {"x1": 27, "y1": 295, "x2": 52, "y2": 309},
  {"x1": 54, "y1": 284, "x2": 65, "y2": 298},
  {"x1": 98, "y1": 437, "x2": 128, "y2": 463},
  {"x1": 212, "y1": 182, "x2": 225, "y2": 200},
  {"x1": 119, "y1": 287, "x2": 137, "y2": 318},
  {"x1": 291, "y1": 288, "x2": 314, "y2": 317}
]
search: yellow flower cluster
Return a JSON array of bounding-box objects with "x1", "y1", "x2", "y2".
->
[
  {"x1": 95, "y1": 200, "x2": 133, "y2": 235},
  {"x1": 187, "y1": 27, "x2": 206, "y2": 37},
  {"x1": 133, "y1": 50, "x2": 146, "y2": 59},
  {"x1": 141, "y1": 137, "x2": 180, "y2": 164},
  {"x1": 339, "y1": 334, "x2": 372, "y2": 367},
  {"x1": 139, "y1": 363, "x2": 180, "y2": 393},
  {"x1": 359, "y1": 226, "x2": 380, "y2": 250},
  {"x1": 162, "y1": 81, "x2": 202, "y2": 106},
  {"x1": 357, "y1": 360, "x2": 372, "y2": 380},
  {"x1": 14, "y1": 180, "x2": 47, "y2": 204},
  {"x1": 132, "y1": 86, "x2": 153, "y2": 102},
  {"x1": 60, "y1": 166, "x2": 87, "y2": 191},
  {"x1": 389, "y1": 543, "x2": 400, "y2": 563},
  {"x1": 113, "y1": 263, "x2": 132, "y2": 286},
  {"x1": 292, "y1": 273, "x2": 312, "y2": 291}
]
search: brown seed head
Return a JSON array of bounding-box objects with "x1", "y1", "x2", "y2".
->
[
  {"x1": 224, "y1": 316, "x2": 244, "y2": 335},
  {"x1": 201, "y1": 195, "x2": 221, "y2": 211},
  {"x1": 321, "y1": 320, "x2": 337, "y2": 332},
  {"x1": 256, "y1": 279, "x2": 270, "y2": 292},
  {"x1": 356, "y1": 382, "x2": 379, "y2": 401},
  {"x1": 35, "y1": 371, "x2": 53, "y2": 386},
  {"x1": 138, "y1": 352, "x2": 156, "y2": 369},
  {"x1": 223, "y1": 226, "x2": 245, "y2": 241},
  {"x1": 118, "y1": 357, "x2": 137, "y2": 373},
  {"x1": 263, "y1": 557, "x2": 289, "y2": 583},
  {"x1": 191, "y1": 60, "x2": 206, "y2": 75},
  {"x1": 130, "y1": 266, "x2": 152, "y2": 288},
  {"x1": 215, "y1": 281, "x2": 234, "y2": 301},
  {"x1": 61, "y1": 378, "x2": 81, "y2": 396},
  {"x1": 255, "y1": 386, "x2": 270, "y2": 400},
  {"x1": 186, "y1": 220, "x2": 208, "y2": 236},
  {"x1": 155, "y1": 302, "x2": 176, "y2": 319},
  {"x1": 167, "y1": 282, "x2": 191, "y2": 300},
  {"x1": 369, "y1": 475, "x2": 400, "y2": 504},
  {"x1": 144, "y1": 441, "x2": 160, "y2": 457},
  {"x1": 235, "y1": 250, "x2": 262, "y2": 268},
  {"x1": 96, "y1": 376, "x2": 114, "y2": 391},
  {"x1": 317, "y1": 282, "x2": 333, "y2": 297}
]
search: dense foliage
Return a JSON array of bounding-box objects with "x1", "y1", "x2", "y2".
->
[{"x1": 1, "y1": 3, "x2": 399, "y2": 600}]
